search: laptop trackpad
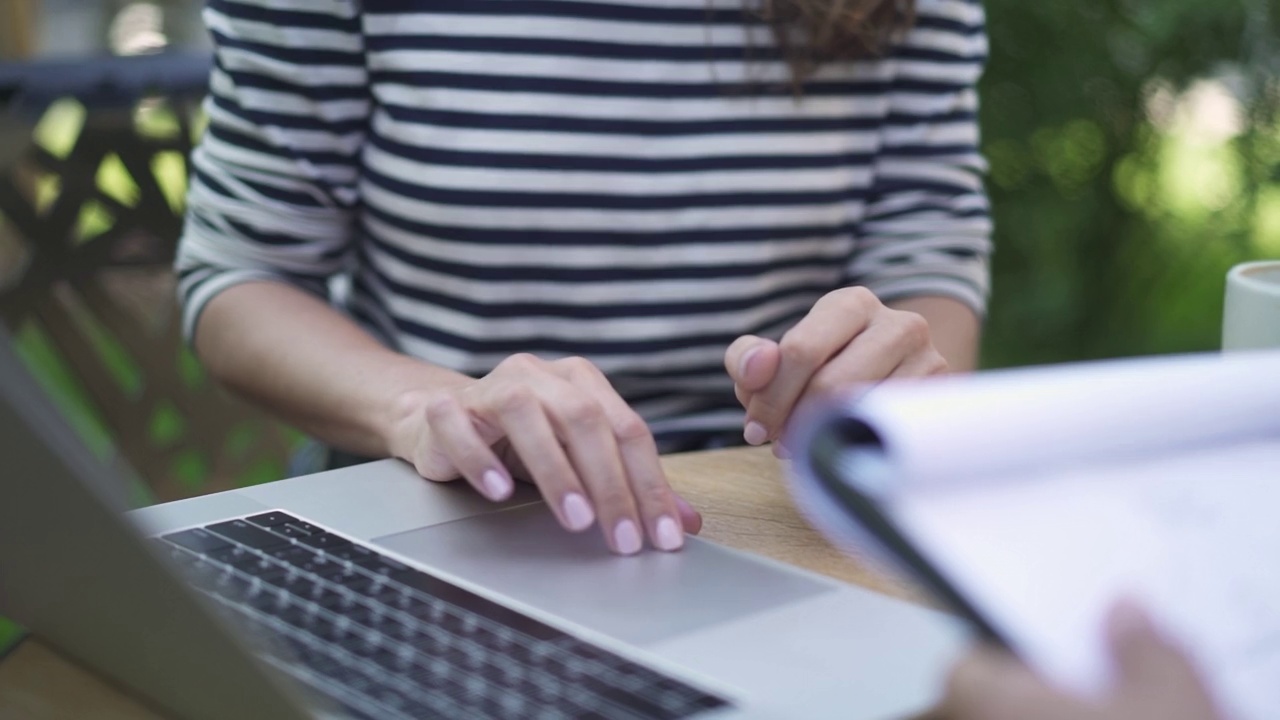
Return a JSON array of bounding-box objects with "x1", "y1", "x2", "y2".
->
[{"x1": 373, "y1": 503, "x2": 833, "y2": 646}]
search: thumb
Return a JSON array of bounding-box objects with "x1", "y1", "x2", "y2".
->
[
  {"x1": 1107, "y1": 600, "x2": 1220, "y2": 720},
  {"x1": 942, "y1": 646, "x2": 1094, "y2": 720},
  {"x1": 724, "y1": 335, "x2": 780, "y2": 393},
  {"x1": 1108, "y1": 601, "x2": 1185, "y2": 689}
]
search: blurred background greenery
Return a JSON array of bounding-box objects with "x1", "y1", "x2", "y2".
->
[
  {"x1": 0, "y1": 0, "x2": 1277, "y2": 657},
  {"x1": 979, "y1": 0, "x2": 1279, "y2": 366}
]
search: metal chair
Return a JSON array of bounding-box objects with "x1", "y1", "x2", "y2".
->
[{"x1": 0, "y1": 53, "x2": 299, "y2": 503}]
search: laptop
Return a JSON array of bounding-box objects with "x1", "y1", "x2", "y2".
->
[{"x1": 0, "y1": 333, "x2": 968, "y2": 720}]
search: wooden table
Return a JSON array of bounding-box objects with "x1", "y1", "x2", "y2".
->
[{"x1": 0, "y1": 446, "x2": 928, "y2": 719}]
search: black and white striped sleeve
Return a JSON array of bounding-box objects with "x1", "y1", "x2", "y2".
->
[
  {"x1": 175, "y1": 0, "x2": 370, "y2": 343},
  {"x1": 847, "y1": 0, "x2": 993, "y2": 316}
]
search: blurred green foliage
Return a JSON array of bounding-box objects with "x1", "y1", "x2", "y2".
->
[
  {"x1": 979, "y1": 0, "x2": 1280, "y2": 367},
  {"x1": 0, "y1": 617, "x2": 20, "y2": 656}
]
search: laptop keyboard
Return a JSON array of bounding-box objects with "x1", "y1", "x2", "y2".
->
[{"x1": 157, "y1": 512, "x2": 729, "y2": 720}]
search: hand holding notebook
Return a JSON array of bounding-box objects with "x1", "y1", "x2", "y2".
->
[
  {"x1": 943, "y1": 601, "x2": 1224, "y2": 720},
  {"x1": 788, "y1": 351, "x2": 1280, "y2": 720}
]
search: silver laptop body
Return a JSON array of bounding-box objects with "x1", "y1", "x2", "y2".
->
[{"x1": 0, "y1": 335, "x2": 967, "y2": 719}]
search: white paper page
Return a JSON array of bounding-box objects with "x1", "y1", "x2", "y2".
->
[
  {"x1": 839, "y1": 350, "x2": 1280, "y2": 490},
  {"x1": 892, "y1": 439, "x2": 1280, "y2": 720}
]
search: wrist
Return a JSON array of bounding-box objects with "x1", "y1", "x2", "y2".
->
[{"x1": 885, "y1": 295, "x2": 980, "y2": 373}]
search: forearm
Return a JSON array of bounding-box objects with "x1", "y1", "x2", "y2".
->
[
  {"x1": 887, "y1": 295, "x2": 982, "y2": 372},
  {"x1": 193, "y1": 281, "x2": 470, "y2": 458}
]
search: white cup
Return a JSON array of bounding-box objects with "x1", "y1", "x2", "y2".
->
[{"x1": 1223, "y1": 260, "x2": 1280, "y2": 351}]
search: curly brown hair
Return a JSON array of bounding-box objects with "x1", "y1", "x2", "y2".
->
[{"x1": 756, "y1": 0, "x2": 918, "y2": 85}]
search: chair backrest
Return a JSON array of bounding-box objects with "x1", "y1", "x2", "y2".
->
[{"x1": 0, "y1": 53, "x2": 298, "y2": 503}]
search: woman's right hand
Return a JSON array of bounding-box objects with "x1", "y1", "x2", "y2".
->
[{"x1": 387, "y1": 354, "x2": 702, "y2": 556}]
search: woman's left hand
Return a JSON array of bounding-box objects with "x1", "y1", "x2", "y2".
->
[{"x1": 724, "y1": 286, "x2": 949, "y2": 455}]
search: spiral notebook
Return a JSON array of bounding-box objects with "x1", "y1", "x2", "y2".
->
[{"x1": 788, "y1": 350, "x2": 1280, "y2": 720}]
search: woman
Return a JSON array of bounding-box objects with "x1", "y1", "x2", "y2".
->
[{"x1": 178, "y1": 0, "x2": 991, "y2": 555}]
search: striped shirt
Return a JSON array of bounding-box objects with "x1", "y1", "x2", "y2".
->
[{"x1": 176, "y1": 0, "x2": 992, "y2": 450}]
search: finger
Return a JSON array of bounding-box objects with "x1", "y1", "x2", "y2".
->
[
  {"x1": 774, "y1": 307, "x2": 935, "y2": 425},
  {"x1": 788, "y1": 318, "x2": 917, "y2": 405},
  {"x1": 1106, "y1": 602, "x2": 1211, "y2": 698},
  {"x1": 423, "y1": 394, "x2": 514, "y2": 501},
  {"x1": 478, "y1": 382, "x2": 598, "y2": 536},
  {"x1": 944, "y1": 647, "x2": 1096, "y2": 720},
  {"x1": 744, "y1": 289, "x2": 875, "y2": 444},
  {"x1": 674, "y1": 494, "x2": 703, "y2": 535},
  {"x1": 1108, "y1": 602, "x2": 1182, "y2": 686},
  {"x1": 558, "y1": 358, "x2": 684, "y2": 552},
  {"x1": 887, "y1": 346, "x2": 948, "y2": 379},
  {"x1": 535, "y1": 375, "x2": 645, "y2": 556},
  {"x1": 1106, "y1": 601, "x2": 1224, "y2": 720},
  {"x1": 724, "y1": 335, "x2": 781, "y2": 393},
  {"x1": 886, "y1": 352, "x2": 949, "y2": 380},
  {"x1": 748, "y1": 307, "x2": 898, "y2": 443}
]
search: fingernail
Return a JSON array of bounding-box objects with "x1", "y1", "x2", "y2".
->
[
  {"x1": 562, "y1": 493, "x2": 595, "y2": 531},
  {"x1": 738, "y1": 346, "x2": 761, "y2": 378},
  {"x1": 744, "y1": 421, "x2": 768, "y2": 446},
  {"x1": 614, "y1": 519, "x2": 643, "y2": 555},
  {"x1": 654, "y1": 515, "x2": 683, "y2": 551},
  {"x1": 482, "y1": 470, "x2": 512, "y2": 500}
]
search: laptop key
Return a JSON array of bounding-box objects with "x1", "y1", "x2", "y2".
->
[
  {"x1": 245, "y1": 512, "x2": 299, "y2": 528},
  {"x1": 206, "y1": 520, "x2": 293, "y2": 551},
  {"x1": 287, "y1": 557, "x2": 336, "y2": 577},
  {"x1": 298, "y1": 531, "x2": 351, "y2": 551},
  {"x1": 235, "y1": 556, "x2": 289, "y2": 583},
  {"x1": 389, "y1": 568, "x2": 562, "y2": 641},
  {"x1": 277, "y1": 603, "x2": 311, "y2": 630},
  {"x1": 279, "y1": 574, "x2": 321, "y2": 599},
  {"x1": 274, "y1": 523, "x2": 318, "y2": 540},
  {"x1": 258, "y1": 568, "x2": 294, "y2": 588},
  {"x1": 335, "y1": 573, "x2": 377, "y2": 595},
  {"x1": 159, "y1": 545, "x2": 201, "y2": 570},
  {"x1": 313, "y1": 587, "x2": 350, "y2": 609},
  {"x1": 244, "y1": 589, "x2": 280, "y2": 614},
  {"x1": 355, "y1": 555, "x2": 409, "y2": 576},
  {"x1": 211, "y1": 573, "x2": 253, "y2": 602},
  {"x1": 314, "y1": 563, "x2": 361, "y2": 584},
  {"x1": 382, "y1": 619, "x2": 416, "y2": 642},
  {"x1": 368, "y1": 583, "x2": 404, "y2": 606},
  {"x1": 328, "y1": 545, "x2": 375, "y2": 563},
  {"x1": 367, "y1": 647, "x2": 401, "y2": 672},
  {"x1": 286, "y1": 520, "x2": 323, "y2": 534},
  {"x1": 182, "y1": 564, "x2": 222, "y2": 591},
  {"x1": 588, "y1": 677, "x2": 693, "y2": 718},
  {"x1": 207, "y1": 545, "x2": 262, "y2": 572},
  {"x1": 265, "y1": 545, "x2": 318, "y2": 564},
  {"x1": 309, "y1": 616, "x2": 343, "y2": 644},
  {"x1": 345, "y1": 604, "x2": 378, "y2": 627},
  {"x1": 162, "y1": 528, "x2": 231, "y2": 554},
  {"x1": 302, "y1": 649, "x2": 345, "y2": 676}
]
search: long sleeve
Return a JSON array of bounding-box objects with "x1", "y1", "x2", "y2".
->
[
  {"x1": 175, "y1": 0, "x2": 370, "y2": 342},
  {"x1": 847, "y1": 0, "x2": 993, "y2": 316}
]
